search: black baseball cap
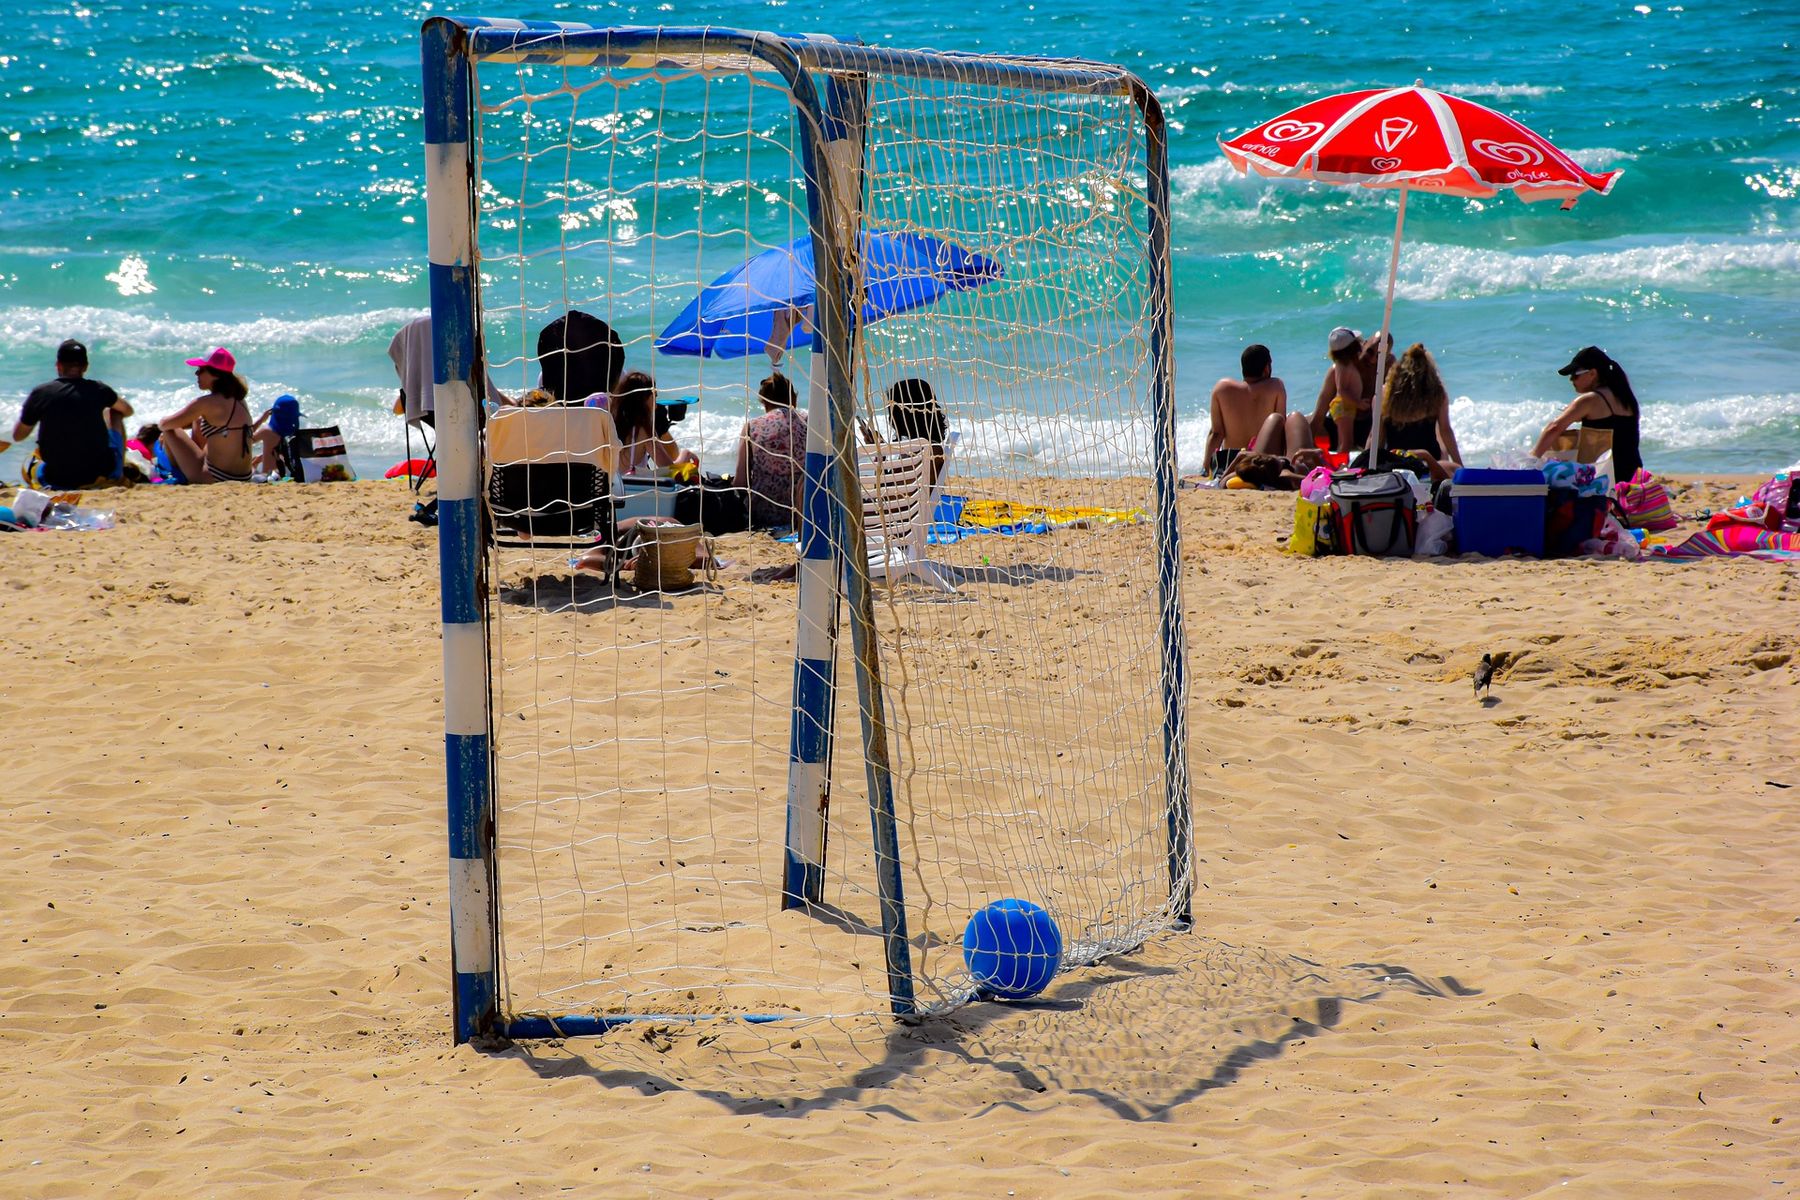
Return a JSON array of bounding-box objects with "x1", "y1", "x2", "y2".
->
[
  {"x1": 1557, "y1": 345, "x2": 1611, "y2": 376},
  {"x1": 56, "y1": 338, "x2": 88, "y2": 365}
]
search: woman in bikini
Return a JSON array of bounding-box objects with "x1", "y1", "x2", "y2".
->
[
  {"x1": 1219, "y1": 411, "x2": 1327, "y2": 489},
  {"x1": 156, "y1": 347, "x2": 256, "y2": 484},
  {"x1": 608, "y1": 370, "x2": 697, "y2": 475}
]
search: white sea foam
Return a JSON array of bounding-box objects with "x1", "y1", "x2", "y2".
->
[
  {"x1": 1157, "y1": 79, "x2": 1361, "y2": 104},
  {"x1": 1436, "y1": 83, "x2": 1562, "y2": 100},
  {"x1": 1171, "y1": 159, "x2": 1258, "y2": 195},
  {"x1": 1449, "y1": 390, "x2": 1800, "y2": 467},
  {"x1": 1164, "y1": 80, "x2": 1561, "y2": 108},
  {"x1": 1561, "y1": 147, "x2": 1638, "y2": 165},
  {"x1": 1387, "y1": 238, "x2": 1800, "y2": 302},
  {"x1": 0, "y1": 305, "x2": 424, "y2": 352}
]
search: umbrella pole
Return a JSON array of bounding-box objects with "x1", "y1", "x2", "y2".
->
[{"x1": 1370, "y1": 185, "x2": 1407, "y2": 464}]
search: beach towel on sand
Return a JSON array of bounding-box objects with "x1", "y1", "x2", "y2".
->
[
  {"x1": 781, "y1": 499, "x2": 1145, "y2": 546},
  {"x1": 931, "y1": 500, "x2": 1146, "y2": 544},
  {"x1": 956, "y1": 499, "x2": 1144, "y2": 531},
  {"x1": 1645, "y1": 524, "x2": 1800, "y2": 562}
]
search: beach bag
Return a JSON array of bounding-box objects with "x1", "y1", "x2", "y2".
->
[
  {"x1": 1329, "y1": 470, "x2": 1416, "y2": 557},
  {"x1": 1287, "y1": 495, "x2": 1335, "y2": 556},
  {"x1": 673, "y1": 473, "x2": 750, "y2": 536},
  {"x1": 1543, "y1": 487, "x2": 1608, "y2": 558},
  {"x1": 1614, "y1": 468, "x2": 1677, "y2": 531},
  {"x1": 630, "y1": 522, "x2": 704, "y2": 592},
  {"x1": 1749, "y1": 472, "x2": 1797, "y2": 532},
  {"x1": 290, "y1": 426, "x2": 356, "y2": 483},
  {"x1": 1414, "y1": 507, "x2": 1455, "y2": 557}
]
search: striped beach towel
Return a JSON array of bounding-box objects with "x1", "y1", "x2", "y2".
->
[{"x1": 1645, "y1": 524, "x2": 1800, "y2": 562}]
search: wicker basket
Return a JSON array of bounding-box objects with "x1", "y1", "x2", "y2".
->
[{"x1": 630, "y1": 522, "x2": 704, "y2": 591}]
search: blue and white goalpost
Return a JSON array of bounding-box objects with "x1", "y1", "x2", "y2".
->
[{"x1": 424, "y1": 18, "x2": 1188, "y2": 1043}]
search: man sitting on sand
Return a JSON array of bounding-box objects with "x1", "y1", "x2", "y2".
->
[
  {"x1": 1204, "y1": 344, "x2": 1286, "y2": 477},
  {"x1": 9, "y1": 339, "x2": 132, "y2": 489}
]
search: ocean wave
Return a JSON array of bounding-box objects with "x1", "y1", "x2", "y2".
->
[
  {"x1": 1437, "y1": 83, "x2": 1563, "y2": 100},
  {"x1": 1389, "y1": 238, "x2": 1800, "y2": 302},
  {"x1": 1172, "y1": 159, "x2": 1260, "y2": 194},
  {"x1": 1158, "y1": 79, "x2": 1360, "y2": 104},
  {"x1": 1168, "y1": 159, "x2": 1327, "y2": 227},
  {"x1": 1166, "y1": 80, "x2": 1562, "y2": 108},
  {"x1": 0, "y1": 305, "x2": 425, "y2": 352},
  {"x1": 1561, "y1": 147, "x2": 1639, "y2": 165},
  {"x1": 1450, "y1": 391, "x2": 1800, "y2": 466}
]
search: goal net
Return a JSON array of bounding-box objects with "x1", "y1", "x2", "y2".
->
[{"x1": 424, "y1": 20, "x2": 1188, "y2": 1040}]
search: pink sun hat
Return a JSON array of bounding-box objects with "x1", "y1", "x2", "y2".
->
[{"x1": 184, "y1": 346, "x2": 237, "y2": 372}]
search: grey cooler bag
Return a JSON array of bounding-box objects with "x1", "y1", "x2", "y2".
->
[{"x1": 1328, "y1": 470, "x2": 1418, "y2": 557}]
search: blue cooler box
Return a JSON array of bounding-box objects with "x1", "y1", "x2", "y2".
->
[
  {"x1": 616, "y1": 473, "x2": 684, "y2": 521},
  {"x1": 1453, "y1": 468, "x2": 1549, "y2": 558}
]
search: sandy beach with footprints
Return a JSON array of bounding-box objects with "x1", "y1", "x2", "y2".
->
[{"x1": 2, "y1": 475, "x2": 1796, "y2": 1197}]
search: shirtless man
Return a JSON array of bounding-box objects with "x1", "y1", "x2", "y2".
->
[{"x1": 1204, "y1": 343, "x2": 1287, "y2": 477}]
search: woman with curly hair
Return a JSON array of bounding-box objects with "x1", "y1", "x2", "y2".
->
[{"x1": 1363, "y1": 342, "x2": 1461, "y2": 480}]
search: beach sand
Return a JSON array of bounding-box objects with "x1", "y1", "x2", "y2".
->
[{"x1": 2, "y1": 475, "x2": 1796, "y2": 1198}]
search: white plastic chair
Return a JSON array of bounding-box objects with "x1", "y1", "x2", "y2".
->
[{"x1": 857, "y1": 432, "x2": 959, "y2": 592}]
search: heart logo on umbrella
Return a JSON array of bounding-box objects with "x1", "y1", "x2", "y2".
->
[
  {"x1": 1264, "y1": 119, "x2": 1325, "y2": 142},
  {"x1": 1472, "y1": 138, "x2": 1546, "y2": 166},
  {"x1": 1370, "y1": 156, "x2": 1402, "y2": 172}
]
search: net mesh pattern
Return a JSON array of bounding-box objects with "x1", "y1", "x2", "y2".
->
[{"x1": 467, "y1": 35, "x2": 1184, "y2": 1024}]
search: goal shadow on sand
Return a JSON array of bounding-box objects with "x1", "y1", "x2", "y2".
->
[
  {"x1": 495, "y1": 936, "x2": 1477, "y2": 1121},
  {"x1": 496, "y1": 573, "x2": 721, "y2": 614}
]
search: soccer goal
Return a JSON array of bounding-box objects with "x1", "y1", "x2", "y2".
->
[{"x1": 422, "y1": 18, "x2": 1189, "y2": 1043}]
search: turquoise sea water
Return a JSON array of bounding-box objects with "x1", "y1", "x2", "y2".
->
[{"x1": 2, "y1": 0, "x2": 1796, "y2": 481}]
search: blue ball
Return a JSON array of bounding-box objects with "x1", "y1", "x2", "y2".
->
[{"x1": 962, "y1": 899, "x2": 1062, "y2": 1000}]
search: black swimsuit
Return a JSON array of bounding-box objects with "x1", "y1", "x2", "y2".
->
[
  {"x1": 1582, "y1": 391, "x2": 1642, "y2": 481},
  {"x1": 1383, "y1": 415, "x2": 1443, "y2": 459}
]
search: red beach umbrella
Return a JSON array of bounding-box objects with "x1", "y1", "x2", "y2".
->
[{"x1": 1220, "y1": 84, "x2": 1622, "y2": 459}]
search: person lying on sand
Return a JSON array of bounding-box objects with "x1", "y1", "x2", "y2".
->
[
  {"x1": 1219, "y1": 412, "x2": 1326, "y2": 490},
  {"x1": 1204, "y1": 344, "x2": 1286, "y2": 477}
]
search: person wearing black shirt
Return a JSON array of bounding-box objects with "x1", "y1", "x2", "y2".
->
[{"x1": 11, "y1": 340, "x2": 132, "y2": 489}]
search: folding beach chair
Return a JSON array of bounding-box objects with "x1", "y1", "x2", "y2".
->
[
  {"x1": 858, "y1": 434, "x2": 958, "y2": 592},
  {"x1": 485, "y1": 404, "x2": 624, "y2": 567}
]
